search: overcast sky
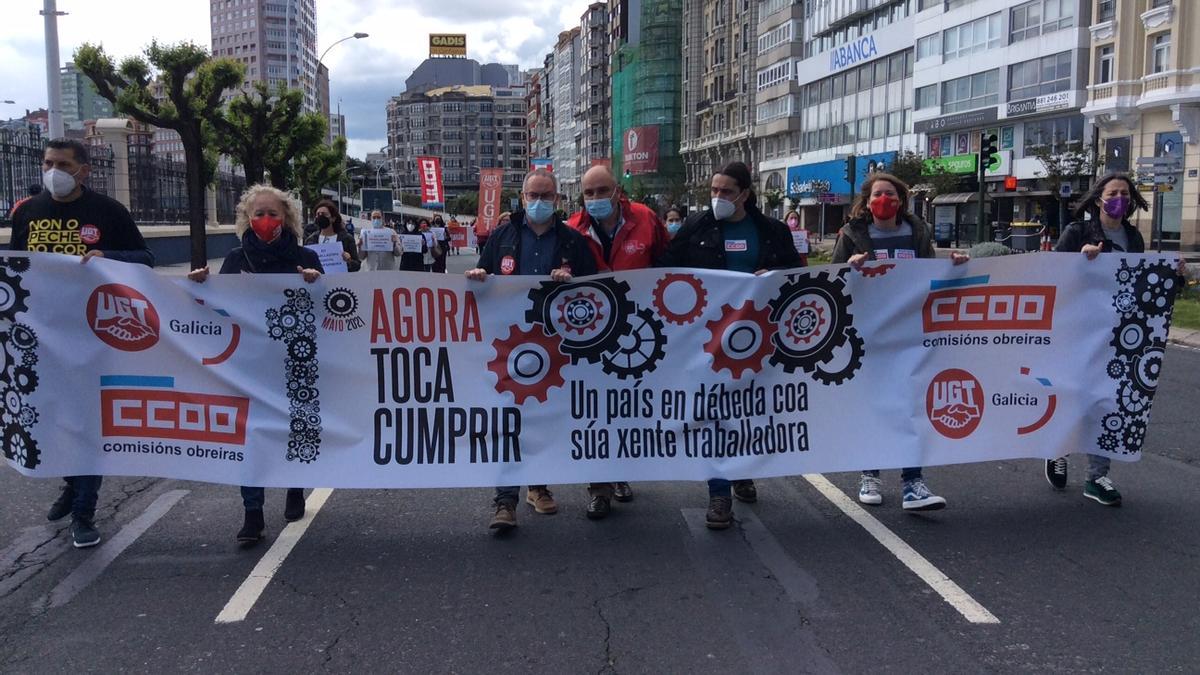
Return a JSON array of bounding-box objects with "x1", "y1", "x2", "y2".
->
[{"x1": 0, "y1": 0, "x2": 595, "y2": 158}]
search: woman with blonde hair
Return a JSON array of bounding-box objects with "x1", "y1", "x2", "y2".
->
[{"x1": 188, "y1": 184, "x2": 323, "y2": 543}]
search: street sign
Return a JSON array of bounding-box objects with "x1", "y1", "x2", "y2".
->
[
  {"x1": 1136, "y1": 156, "x2": 1182, "y2": 168},
  {"x1": 1157, "y1": 184, "x2": 1174, "y2": 193},
  {"x1": 1059, "y1": 183, "x2": 1072, "y2": 198}
]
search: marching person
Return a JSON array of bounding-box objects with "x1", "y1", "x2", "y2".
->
[
  {"x1": 9, "y1": 138, "x2": 154, "y2": 549},
  {"x1": 1045, "y1": 173, "x2": 1187, "y2": 506},
  {"x1": 304, "y1": 198, "x2": 361, "y2": 272},
  {"x1": 357, "y1": 209, "x2": 401, "y2": 272},
  {"x1": 430, "y1": 215, "x2": 449, "y2": 272},
  {"x1": 465, "y1": 169, "x2": 597, "y2": 532},
  {"x1": 569, "y1": 165, "x2": 668, "y2": 519},
  {"x1": 784, "y1": 208, "x2": 810, "y2": 266},
  {"x1": 831, "y1": 172, "x2": 969, "y2": 511},
  {"x1": 664, "y1": 206, "x2": 685, "y2": 240},
  {"x1": 659, "y1": 161, "x2": 801, "y2": 530},
  {"x1": 186, "y1": 184, "x2": 323, "y2": 544},
  {"x1": 399, "y1": 220, "x2": 429, "y2": 272}
]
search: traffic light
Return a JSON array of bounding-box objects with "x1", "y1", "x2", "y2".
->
[
  {"x1": 843, "y1": 154, "x2": 857, "y2": 190},
  {"x1": 1004, "y1": 175, "x2": 1018, "y2": 191},
  {"x1": 980, "y1": 133, "x2": 999, "y2": 170}
]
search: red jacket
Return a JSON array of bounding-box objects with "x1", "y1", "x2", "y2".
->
[{"x1": 567, "y1": 198, "x2": 667, "y2": 272}]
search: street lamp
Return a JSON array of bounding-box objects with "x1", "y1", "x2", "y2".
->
[{"x1": 318, "y1": 32, "x2": 369, "y2": 69}]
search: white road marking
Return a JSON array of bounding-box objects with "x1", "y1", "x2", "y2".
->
[
  {"x1": 802, "y1": 474, "x2": 1001, "y2": 625},
  {"x1": 215, "y1": 488, "x2": 333, "y2": 624},
  {"x1": 34, "y1": 489, "x2": 190, "y2": 612}
]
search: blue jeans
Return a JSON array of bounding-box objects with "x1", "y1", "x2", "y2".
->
[
  {"x1": 1086, "y1": 453, "x2": 1111, "y2": 481},
  {"x1": 707, "y1": 478, "x2": 754, "y2": 497},
  {"x1": 863, "y1": 468, "x2": 923, "y2": 482},
  {"x1": 65, "y1": 475, "x2": 102, "y2": 519},
  {"x1": 494, "y1": 485, "x2": 546, "y2": 506},
  {"x1": 241, "y1": 486, "x2": 265, "y2": 511}
]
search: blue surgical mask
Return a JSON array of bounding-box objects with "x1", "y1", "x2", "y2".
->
[
  {"x1": 666, "y1": 220, "x2": 682, "y2": 234},
  {"x1": 585, "y1": 198, "x2": 614, "y2": 221},
  {"x1": 526, "y1": 199, "x2": 555, "y2": 224}
]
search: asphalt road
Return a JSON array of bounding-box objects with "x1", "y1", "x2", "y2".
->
[{"x1": 1, "y1": 258, "x2": 1197, "y2": 673}]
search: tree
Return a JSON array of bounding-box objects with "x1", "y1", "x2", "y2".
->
[
  {"x1": 1030, "y1": 138, "x2": 1094, "y2": 227},
  {"x1": 293, "y1": 136, "x2": 347, "y2": 214},
  {"x1": 206, "y1": 82, "x2": 326, "y2": 189},
  {"x1": 76, "y1": 41, "x2": 244, "y2": 268},
  {"x1": 763, "y1": 189, "x2": 785, "y2": 216},
  {"x1": 450, "y1": 191, "x2": 479, "y2": 216}
]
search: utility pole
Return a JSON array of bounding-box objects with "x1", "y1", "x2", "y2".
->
[
  {"x1": 41, "y1": 0, "x2": 66, "y2": 139},
  {"x1": 977, "y1": 132, "x2": 998, "y2": 244}
]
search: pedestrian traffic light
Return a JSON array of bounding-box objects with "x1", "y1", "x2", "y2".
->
[
  {"x1": 980, "y1": 133, "x2": 999, "y2": 170},
  {"x1": 843, "y1": 154, "x2": 857, "y2": 189},
  {"x1": 1004, "y1": 175, "x2": 1018, "y2": 191}
]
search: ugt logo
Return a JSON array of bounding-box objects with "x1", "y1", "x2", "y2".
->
[
  {"x1": 86, "y1": 284, "x2": 160, "y2": 352},
  {"x1": 926, "y1": 368, "x2": 984, "y2": 440}
]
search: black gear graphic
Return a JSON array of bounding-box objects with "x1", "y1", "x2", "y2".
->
[
  {"x1": 18, "y1": 405, "x2": 38, "y2": 427},
  {"x1": 768, "y1": 271, "x2": 856, "y2": 376},
  {"x1": 9, "y1": 324, "x2": 37, "y2": 351},
  {"x1": 0, "y1": 267, "x2": 30, "y2": 319},
  {"x1": 600, "y1": 308, "x2": 667, "y2": 380},
  {"x1": 2, "y1": 256, "x2": 30, "y2": 273},
  {"x1": 288, "y1": 335, "x2": 317, "y2": 362},
  {"x1": 268, "y1": 324, "x2": 286, "y2": 340},
  {"x1": 1118, "y1": 381, "x2": 1150, "y2": 415},
  {"x1": 11, "y1": 366, "x2": 37, "y2": 395},
  {"x1": 1112, "y1": 291, "x2": 1137, "y2": 316},
  {"x1": 1112, "y1": 316, "x2": 1151, "y2": 358},
  {"x1": 525, "y1": 278, "x2": 635, "y2": 363},
  {"x1": 3, "y1": 423, "x2": 39, "y2": 469},
  {"x1": 1116, "y1": 267, "x2": 1133, "y2": 284},
  {"x1": 1121, "y1": 420, "x2": 1147, "y2": 452},
  {"x1": 20, "y1": 350, "x2": 37, "y2": 368},
  {"x1": 1097, "y1": 432, "x2": 1119, "y2": 453},
  {"x1": 269, "y1": 290, "x2": 322, "y2": 464},
  {"x1": 1130, "y1": 347, "x2": 1164, "y2": 394},
  {"x1": 324, "y1": 288, "x2": 359, "y2": 318},
  {"x1": 285, "y1": 289, "x2": 315, "y2": 314},
  {"x1": 1106, "y1": 358, "x2": 1126, "y2": 379},
  {"x1": 1132, "y1": 262, "x2": 1177, "y2": 318},
  {"x1": 810, "y1": 328, "x2": 865, "y2": 386},
  {"x1": 1101, "y1": 412, "x2": 1125, "y2": 434}
]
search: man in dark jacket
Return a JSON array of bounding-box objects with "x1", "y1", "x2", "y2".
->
[
  {"x1": 658, "y1": 161, "x2": 801, "y2": 530},
  {"x1": 466, "y1": 169, "x2": 597, "y2": 533},
  {"x1": 9, "y1": 138, "x2": 154, "y2": 549}
]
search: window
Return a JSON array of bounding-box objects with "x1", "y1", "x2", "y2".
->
[
  {"x1": 1009, "y1": 51, "x2": 1072, "y2": 99},
  {"x1": 916, "y1": 84, "x2": 939, "y2": 110},
  {"x1": 757, "y1": 20, "x2": 798, "y2": 54},
  {"x1": 916, "y1": 33, "x2": 941, "y2": 61},
  {"x1": 1150, "y1": 0, "x2": 1170, "y2": 7},
  {"x1": 1097, "y1": 0, "x2": 1115, "y2": 21},
  {"x1": 1151, "y1": 33, "x2": 1170, "y2": 74},
  {"x1": 1023, "y1": 115, "x2": 1084, "y2": 155},
  {"x1": 755, "y1": 96, "x2": 795, "y2": 123},
  {"x1": 942, "y1": 14, "x2": 1001, "y2": 61},
  {"x1": 1010, "y1": 0, "x2": 1074, "y2": 43},
  {"x1": 945, "y1": 0, "x2": 981, "y2": 8},
  {"x1": 1097, "y1": 45, "x2": 1114, "y2": 84},
  {"x1": 756, "y1": 60, "x2": 792, "y2": 90},
  {"x1": 941, "y1": 69, "x2": 998, "y2": 113}
]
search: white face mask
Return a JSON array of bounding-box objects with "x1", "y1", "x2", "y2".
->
[
  {"x1": 711, "y1": 197, "x2": 737, "y2": 221},
  {"x1": 371, "y1": 218, "x2": 382, "y2": 228},
  {"x1": 43, "y1": 167, "x2": 79, "y2": 199}
]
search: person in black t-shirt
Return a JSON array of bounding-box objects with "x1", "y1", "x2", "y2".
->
[{"x1": 8, "y1": 138, "x2": 155, "y2": 550}]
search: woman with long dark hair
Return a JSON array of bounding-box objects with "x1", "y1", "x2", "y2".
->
[
  {"x1": 304, "y1": 198, "x2": 361, "y2": 272},
  {"x1": 660, "y1": 161, "x2": 802, "y2": 530},
  {"x1": 1045, "y1": 172, "x2": 1186, "y2": 506},
  {"x1": 832, "y1": 172, "x2": 968, "y2": 511}
]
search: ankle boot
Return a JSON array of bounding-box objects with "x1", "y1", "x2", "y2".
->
[{"x1": 237, "y1": 509, "x2": 265, "y2": 543}]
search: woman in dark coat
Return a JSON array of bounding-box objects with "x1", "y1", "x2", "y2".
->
[{"x1": 304, "y1": 198, "x2": 361, "y2": 272}]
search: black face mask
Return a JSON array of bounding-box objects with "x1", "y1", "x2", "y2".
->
[{"x1": 316, "y1": 215, "x2": 331, "y2": 229}]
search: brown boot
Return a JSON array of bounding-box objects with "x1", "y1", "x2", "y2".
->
[
  {"x1": 525, "y1": 486, "x2": 558, "y2": 514},
  {"x1": 490, "y1": 502, "x2": 517, "y2": 531}
]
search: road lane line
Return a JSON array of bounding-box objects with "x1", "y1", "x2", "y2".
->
[
  {"x1": 802, "y1": 474, "x2": 1001, "y2": 625},
  {"x1": 34, "y1": 489, "x2": 190, "y2": 612},
  {"x1": 215, "y1": 488, "x2": 333, "y2": 624}
]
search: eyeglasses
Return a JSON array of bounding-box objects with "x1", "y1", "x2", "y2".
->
[{"x1": 523, "y1": 191, "x2": 556, "y2": 201}]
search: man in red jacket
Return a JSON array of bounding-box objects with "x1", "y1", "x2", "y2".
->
[{"x1": 567, "y1": 165, "x2": 668, "y2": 519}]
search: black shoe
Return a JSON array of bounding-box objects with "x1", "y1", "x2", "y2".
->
[
  {"x1": 613, "y1": 482, "x2": 634, "y2": 502},
  {"x1": 47, "y1": 486, "x2": 75, "y2": 522},
  {"x1": 237, "y1": 509, "x2": 265, "y2": 543},
  {"x1": 705, "y1": 496, "x2": 733, "y2": 530},
  {"x1": 732, "y1": 480, "x2": 757, "y2": 504},
  {"x1": 284, "y1": 488, "x2": 306, "y2": 522},
  {"x1": 586, "y1": 495, "x2": 612, "y2": 520},
  {"x1": 71, "y1": 517, "x2": 101, "y2": 549},
  {"x1": 1045, "y1": 458, "x2": 1068, "y2": 490}
]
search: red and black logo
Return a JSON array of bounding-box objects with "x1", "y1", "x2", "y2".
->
[{"x1": 86, "y1": 284, "x2": 160, "y2": 352}]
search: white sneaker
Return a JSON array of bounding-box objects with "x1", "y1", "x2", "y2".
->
[{"x1": 858, "y1": 475, "x2": 883, "y2": 505}]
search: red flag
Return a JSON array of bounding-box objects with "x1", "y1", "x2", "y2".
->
[
  {"x1": 475, "y1": 168, "x2": 504, "y2": 236},
  {"x1": 623, "y1": 126, "x2": 659, "y2": 175},
  {"x1": 418, "y1": 156, "x2": 444, "y2": 208}
]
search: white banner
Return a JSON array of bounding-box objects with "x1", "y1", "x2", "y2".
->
[
  {"x1": 362, "y1": 229, "x2": 394, "y2": 253},
  {"x1": 305, "y1": 243, "x2": 348, "y2": 274},
  {"x1": 0, "y1": 253, "x2": 1178, "y2": 488},
  {"x1": 400, "y1": 235, "x2": 424, "y2": 254}
]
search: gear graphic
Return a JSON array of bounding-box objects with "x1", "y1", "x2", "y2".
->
[
  {"x1": 1132, "y1": 262, "x2": 1177, "y2": 318},
  {"x1": 810, "y1": 328, "x2": 866, "y2": 386},
  {"x1": 651, "y1": 274, "x2": 708, "y2": 325},
  {"x1": 285, "y1": 288, "x2": 315, "y2": 314},
  {"x1": 3, "y1": 423, "x2": 39, "y2": 469},
  {"x1": 1112, "y1": 316, "x2": 1151, "y2": 358},
  {"x1": 859, "y1": 263, "x2": 896, "y2": 278},
  {"x1": 768, "y1": 271, "x2": 856, "y2": 376},
  {"x1": 324, "y1": 288, "x2": 359, "y2": 318},
  {"x1": 18, "y1": 405, "x2": 38, "y2": 428},
  {"x1": 600, "y1": 308, "x2": 667, "y2": 380},
  {"x1": 1118, "y1": 381, "x2": 1150, "y2": 415},
  {"x1": 9, "y1": 324, "x2": 37, "y2": 351},
  {"x1": 2, "y1": 257, "x2": 30, "y2": 273},
  {"x1": 703, "y1": 301, "x2": 777, "y2": 379},
  {"x1": 556, "y1": 291, "x2": 605, "y2": 335},
  {"x1": 1116, "y1": 267, "x2": 1134, "y2": 284},
  {"x1": 526, "y1": 278, "x2": 635, "y2": 363},
  {"x1": 1121, "y1": 419, "x2": 1147, "y2": 452},
  {"x1": 1113, "y1": 291, "x2": 1137, "y2": 316},
  {"x1": 1097, "y1": 432, "x2": 1120, "y2": 452},
  {"x1": 1130, "y1": 347, "x2": 1163, "y2": 393},
  {"x1": 20, "y1": 350, "x2": 37, "y2": 368},
  {"x1": 0, "y1": 267, "x2": 30, "y2": 319},
  {"x1": 288, "y1": 335, "x2": 317, "y2": 362},
  {"x1": 1106, "y1": 358, "x2": 1126, "y2": 379},
  {"x1": 1101, "y1": 412, "x2": 1125, "y2": 434},
  {"x1": 487, "y1": 324, "x2": 569, "y2": 403},
  {"x1": 10, "y1": 366, "x2": 37, "y2": 395}
]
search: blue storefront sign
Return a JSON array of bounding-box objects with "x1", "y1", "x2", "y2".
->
[
  {"x1": 830, "y1": 36, "x2": 879, "y2": 72},
  {"x1": 786, "y1": 151, "x2": 897, "y2": 198}
]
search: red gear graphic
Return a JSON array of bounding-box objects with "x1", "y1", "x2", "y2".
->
[
  {"x1": 487, "y1": 325, "x2": 569, "y2": 404},
  {"x1": 652, "y1": 273, "x2": 708, "y2": 325},
  {"x1": 860, "y1": 263, "x2": 896, "y2": 278},
  {"x1": 703, "y1": 301, "x2": 777, "y2": 378},
  {"x1": 784, "y1": 301, "x2": 826, "y2": 346},
  {"x1": 555, "y1": 291, "x2": 606, "y2": 335}
]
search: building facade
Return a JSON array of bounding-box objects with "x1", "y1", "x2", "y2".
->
[
  {"x1": 753, "y1": 0, "x2": 803, "y2": 216},
  {"x1": 552, "y1": 28, "x2": 584, "y2": 200},
  {"x1": 385, "y1": 85, "x2": 529, "y2": 201},
  {"x1": 209, "y1": 0, "x2": 319, "y2": 111},
  {"x1": 1082, "y1": 0, "x2": 1198, "y2": 250},
  {"x1": 913, "y1": 0, "x2": 1093, "y2": 239},
  {"x1": 579, "y1": 3, "x2": 613, "y2": 167},
  {"x1": 681, "y1": 0, "x2": 760, "y2": 198},
  {"x1": 60, "y1": 62, "x2": 113, "y2": 131}
]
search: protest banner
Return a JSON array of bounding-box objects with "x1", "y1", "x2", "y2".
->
[
  {"x1": 362, "y1": 229, "x2": 394, "y2": 253},
  {"x1": 305, "y1": 243, "x2": 348, "y2": 274}
]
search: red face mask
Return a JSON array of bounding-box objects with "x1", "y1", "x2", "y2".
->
[
  {"x1": 250, "y1": 215, "x2": 283, "y2": 242},
  {"x1": 868, "y1": 195, "x2": 900, "y2": 221}
]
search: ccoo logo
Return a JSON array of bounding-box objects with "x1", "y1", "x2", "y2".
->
[
  {"x1": 926, "y1": 368, "x2": 984, "y2": 439},
  {"x1": 86, "y1": 284, "x2": 160, "y2": 352}
]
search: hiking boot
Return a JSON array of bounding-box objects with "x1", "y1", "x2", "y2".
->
[
  {"x1": 732, "y1": 479, "x2": 757, "y2": 503},
  {"x1": 858, "y1": 474, "x2": 883, "y2": 505},
  {"x1": 237, "y1": 509, "x2": 265, "y2": 543},
  {"x1": 613, "y1": 482, "x2": 634, "y2": 502},
  {"x1": 47, "y1": 486, "x2": 75, "y2": 522},
  {"x1": 586, "y1": 495, "x2": 612, "y2": 520},
  {"x1": 526, "y1": 486, "x2": 558, "y2": 514},
  {"x1": 284, "y1": 488, "x2": 306, "y2": 522},
  {"x1": 71, "y1": 517, "x2": 101, "y2": 549},
  {"x1": 902, "y1": 479, "x2": 946, "y2": 511},
  {"x1": 490, "y1": 502, "x2": 517, "y2": 531},
  {"x1": 1045, "y1": 458, "x2": 1068, "y2": 490},
  {"x1": 705, "y1": 496, "x2": 733, "y2": 530},
  {"x1": 1084, "y1": 476, "x2": 1122, "y2": 506}
]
